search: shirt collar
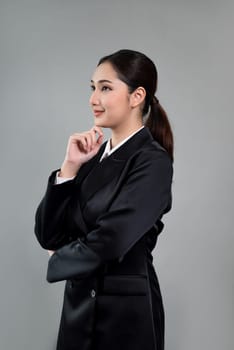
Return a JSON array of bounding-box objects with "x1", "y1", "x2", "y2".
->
[{"x1": 100, "y1": 125, "x2": 145, "y2": 161}]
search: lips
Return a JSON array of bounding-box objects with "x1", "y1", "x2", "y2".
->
[{"x1": 93, "y1": 110, "x2": 104, "y2": 116}]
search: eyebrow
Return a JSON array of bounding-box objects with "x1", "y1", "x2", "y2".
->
[{"x1": 90, "y1": 79, "x2": 113, "y2": 84}]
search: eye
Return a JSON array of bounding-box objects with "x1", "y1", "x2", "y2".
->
[
  {"x1": 101, "y1": 86, "x2": 111, "y2": 91},
  {"x1": 90, "y1": 85, "x2": 95, "y2": 91}
]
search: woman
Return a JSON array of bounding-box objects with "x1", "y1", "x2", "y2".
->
[{"x1": 34, "y1": 49, "x2": 174, "y2": 350}]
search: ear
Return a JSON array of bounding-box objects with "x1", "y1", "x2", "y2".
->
[{"x1": 129, "y1": 87, "x2": 146, "y2": 108}]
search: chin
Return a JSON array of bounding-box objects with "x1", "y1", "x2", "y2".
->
[{"x1": 94, "y1": 120, "x2": 109, "y2": 128}]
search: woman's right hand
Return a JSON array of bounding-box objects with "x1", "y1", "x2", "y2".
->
[{"x1": 59, "y1": 126, "x2": 104, "y2": 178}]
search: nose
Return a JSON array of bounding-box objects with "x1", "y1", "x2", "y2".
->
[{"x1": 89, "y1": 89, "x2": 100, "y2": 106}]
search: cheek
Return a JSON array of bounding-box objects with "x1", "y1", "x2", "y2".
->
[{"x1": 106, "y1": 94, "x2": 129, "y2": 112}]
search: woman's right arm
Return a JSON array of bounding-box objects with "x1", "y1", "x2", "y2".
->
[
  {"x1": 34, "y1": 169, "x2": 77, "y2": 250},
  {"x1": 34, "y1": 126, "x2": 104, "y2": 250}
]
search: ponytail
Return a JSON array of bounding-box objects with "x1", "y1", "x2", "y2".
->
[{"x1": 145, "y1": 96, "x2": 174, "y2": 163}]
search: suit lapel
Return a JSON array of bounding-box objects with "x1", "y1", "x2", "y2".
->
[
  {"x1": 74, "y1": 141, "x2": 107, "y2": 186},
  {"x1": 74, "y1": 126, "x2": 154, "y2": 204}
]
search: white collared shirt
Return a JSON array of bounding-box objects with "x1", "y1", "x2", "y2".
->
[
  {"x1": 56, "y1": 125, "x2": 145, "y2": 184},
  {"x1": 99, "y1": 125, "x2": 145, "y2": 162}
]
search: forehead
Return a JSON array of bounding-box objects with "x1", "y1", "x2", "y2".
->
[{"x1": 90, "y1": 62, "x2": 119, "y2": 83}]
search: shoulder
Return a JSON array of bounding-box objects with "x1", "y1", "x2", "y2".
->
[
  {"x1": 131, "y1": 138, "x2": 172, "y2": 167},
  {"x1": 124, "y1": 139, "x2": 173, "y2": 182}
]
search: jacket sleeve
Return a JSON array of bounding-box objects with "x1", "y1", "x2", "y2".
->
[
  {"x1": 34, "y1": 168, "x2": 78, "y2": 250},
  {"x1": 46, "y1": 150, "x2": 173, "y2": 283}
]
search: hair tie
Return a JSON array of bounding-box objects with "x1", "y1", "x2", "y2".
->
[{"x1": 151, "y1": 96, "x2": 159, "y2": 105}]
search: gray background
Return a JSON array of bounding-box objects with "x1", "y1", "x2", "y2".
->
[{"x1": 0, "y1": 1, "x2": 233, "y2": 349}]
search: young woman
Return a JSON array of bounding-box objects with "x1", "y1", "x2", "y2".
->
[{"x1": 34, "y1": 49, "x2": 174, "y2": 350}]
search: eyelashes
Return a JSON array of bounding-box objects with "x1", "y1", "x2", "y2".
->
[
  {"x1": 90, "y1": 85, "x2": 112, "y2": 91},
  {"x1": 102, "y1": 86, "x2": 111, "y2": 91}
]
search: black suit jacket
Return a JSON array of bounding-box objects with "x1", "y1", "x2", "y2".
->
[{"x1": 34, "y1": 126, "x2": 173, "y2": 350}]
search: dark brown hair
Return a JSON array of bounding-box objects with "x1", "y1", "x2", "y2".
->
[{"x1": 97, "y1": 49, "x2": 174, "y2": 162}]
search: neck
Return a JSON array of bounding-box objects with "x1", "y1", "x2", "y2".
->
[{"x1": 110, "y1": 122, "x2": 143, "y2": 149}]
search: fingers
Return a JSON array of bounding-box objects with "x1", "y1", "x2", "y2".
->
[
  {"x1": 67, "y1": 126, "x2": 104, "y2": 153},
  {"x1": 82, "y1": 126, "x2": 104, "y2": 151},
  {"x1": 90, "y1": 127, "x2": 99, "y2": 145},
  {"x1": 90, "y1": 126, "x2": 104, "y2": 147},
  {"x1": 96, "y1": 132, "x2": 104, "y2": 145},
  {"x1": 83, "y1": 133, "x2": 92, "y2": 152},
  {"x1": 91, "y1": 125, "x2": 104, "y2": 137},
  {"x1": 68, "y1": 133, "x2": 88, "y2": 152}
]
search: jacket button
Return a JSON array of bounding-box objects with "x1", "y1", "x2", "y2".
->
[{"x1": 90, "y1": 289, "x2": 96, "y2": 298}]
